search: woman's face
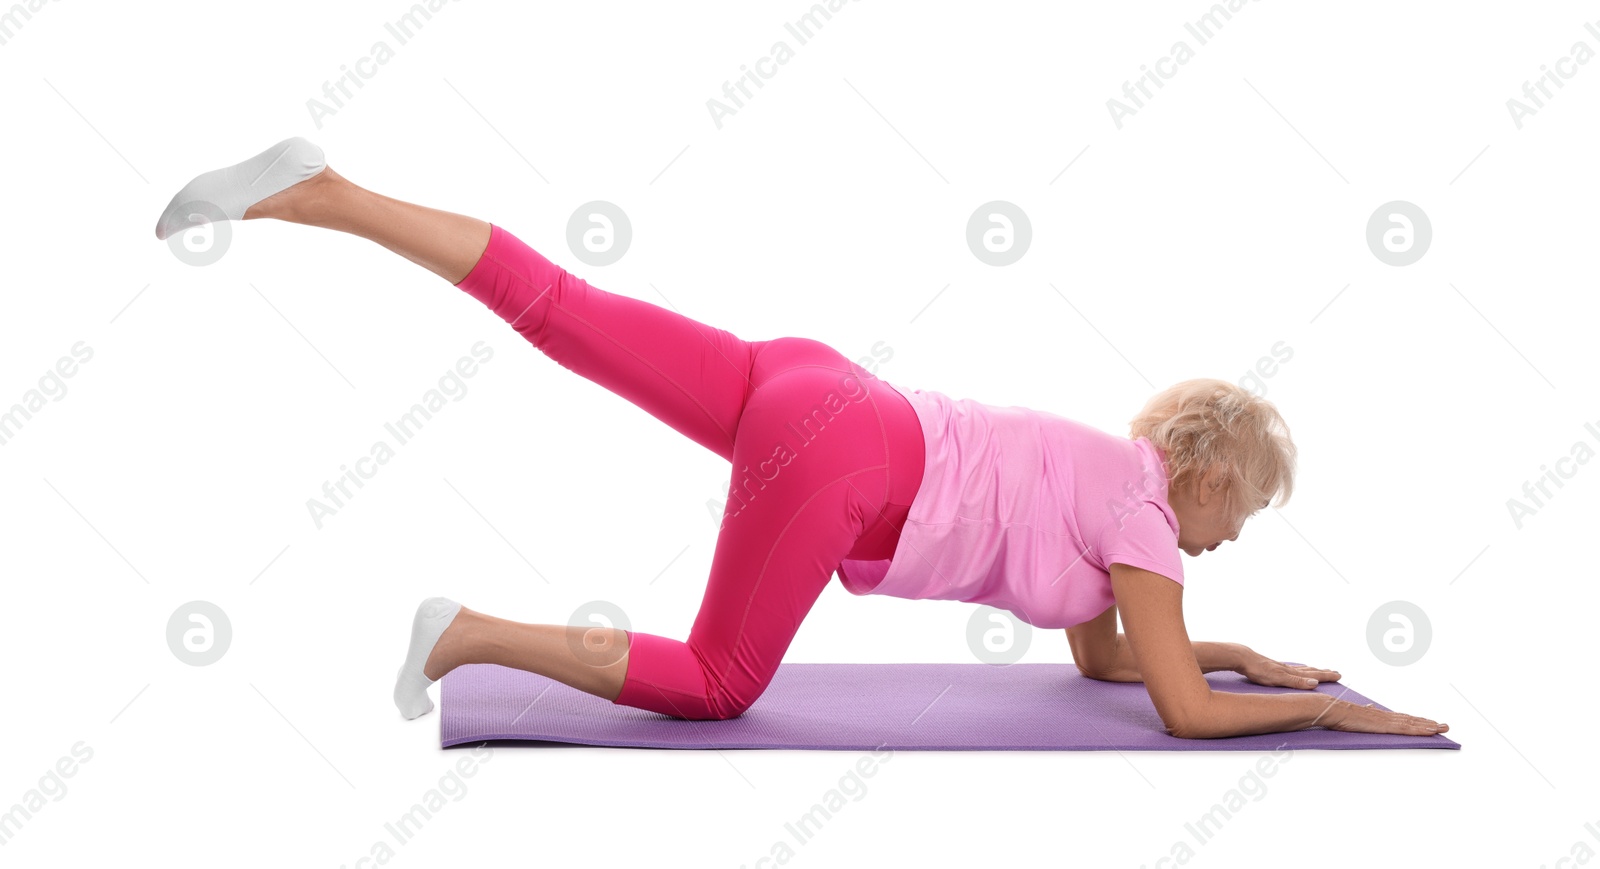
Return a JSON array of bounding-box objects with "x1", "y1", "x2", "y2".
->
[{"x1": 1167, "y1": 465, "x2": 1264, "y2": 556}]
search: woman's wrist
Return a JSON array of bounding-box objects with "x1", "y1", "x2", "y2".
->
[
  {"x1": 1227, "y1": 642, "x2": 1265, "y2": 672},
  {"x1": 1308, "y1": 694, "x2": 1346, "y2": 729},
  {"x1": 1192, "y1": 641, "x2": 1260, "y2": 674}
]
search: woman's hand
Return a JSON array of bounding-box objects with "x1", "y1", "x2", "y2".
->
[
  {"x1": 1322, "y1": 699, "x2": 1450, "y2": 736},
  {"x1": 1238, "y1": 654, "x2": 1342, "y2": 689}
]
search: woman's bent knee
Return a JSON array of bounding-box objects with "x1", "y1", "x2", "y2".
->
[{"x1": 705, "y1": 681, "x2": 762, "y2": 720}]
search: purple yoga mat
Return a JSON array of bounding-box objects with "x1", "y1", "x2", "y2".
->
[{"x1": 439, "y1": 662, "x2": 1460, "y2": 751}]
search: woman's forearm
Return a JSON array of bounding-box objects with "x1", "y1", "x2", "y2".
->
[
  {"x1": 1175, "y1": 689, "x2": 1341, "y2": 739},
  {"x1": 1088, "y1": 635, "x2": 1251, "y2": 681}
]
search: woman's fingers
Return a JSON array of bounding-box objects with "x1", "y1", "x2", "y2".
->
[
  {"x1": 1273, "y1": 664, "x2": 1339, "y2": 688},
  {"x1": 1284, "y1": 669, "x2": 1321, "y2": 688},
  {"x1": 1248, "y1": 665, "x2": 1307, "y2": 688},
  {"x1": 1243, "y1": 661, "x2": 1341, "y2": 690},
  {"x1": 1288, "y1": 664, "x2": 1342, "y2": 682},
  {"x1": 1329, "y1": 702, "x2": 1449, "y2": 735}
]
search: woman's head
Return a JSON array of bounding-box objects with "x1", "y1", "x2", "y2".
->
[{"x1": 1129, "y1": 378, "x2": 1297, "y2": 556}]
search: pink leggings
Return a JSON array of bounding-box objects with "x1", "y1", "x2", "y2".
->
[{"x1": 454, "y1": 224, "x2": 925, "y2": 720}]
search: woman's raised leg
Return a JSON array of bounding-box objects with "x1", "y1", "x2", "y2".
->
[
  {"x1": 245, "y1": 164, "x2": 760, "y2": 459},
  {"x1": 244, "y1": 166, "x2": 491, "y2": 284}
]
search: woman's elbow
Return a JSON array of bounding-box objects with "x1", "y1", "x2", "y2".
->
[
  {"x1": 1076, "y1": 662, "x2": 1136, "y2": 683},
  {"x1": 1165, "y1": 717, "x2": 1205, "y2": 740},
  {"x1": 1161, "y1": 704, "x2": 1215, "y2": 740}
]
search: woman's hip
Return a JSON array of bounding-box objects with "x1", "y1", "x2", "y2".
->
[{"x1": 734, "y1": 337, "x2": 924, "y2": 547}]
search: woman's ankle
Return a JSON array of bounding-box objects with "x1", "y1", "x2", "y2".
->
[
  {"x1": 423, "y1": 605, "x2": 476, "y2": 681},
  {"x1": 244, "y1": 165, "x2": 338, "y2": 223}
]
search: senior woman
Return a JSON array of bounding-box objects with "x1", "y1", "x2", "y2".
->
[{"x1": 155, "y1": 137, "x2": 1446, "y2": 739}]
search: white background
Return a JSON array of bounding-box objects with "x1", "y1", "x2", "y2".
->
[{"x1": 2, "y1": 0, "x2": 1595, "y2": 865}]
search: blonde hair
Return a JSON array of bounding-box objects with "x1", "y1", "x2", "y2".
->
[{"x1": 1128, "y1": 378, "x2": 1297, "y2": 522}]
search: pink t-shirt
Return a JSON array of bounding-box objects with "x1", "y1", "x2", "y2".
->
[{"x1": 837, "y1": 382, "x2": 1185, "y2": 629}]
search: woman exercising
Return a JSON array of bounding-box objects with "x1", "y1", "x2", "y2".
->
[{"x1": 155, "y1": 138, "x2": 1447, "y2": 739}]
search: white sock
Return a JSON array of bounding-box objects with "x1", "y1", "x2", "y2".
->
[
  {"x1": 393, "y1": 597, "x2": 463, "y2": 720},
  {"x1": 154, "y1": 136, "x2": 326, "y2": 240}
]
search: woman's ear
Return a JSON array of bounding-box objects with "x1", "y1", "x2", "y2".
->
[{"x1": 1197, "y1": 463, "x2": 1229, "y2": 504}]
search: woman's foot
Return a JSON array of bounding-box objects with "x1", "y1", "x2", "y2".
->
[
  {"x1": 393, "y1": 597, "x2": 467, "y2": 720},
  {"x1": 423, "y1": 605, "x2": 475, "y2": 682},
  {"x1": 153, "y1": 136, "x2": 327, "y2": 240},
  {"x1": 243, "y1": 165, "x2": 343, "y2": 222}
]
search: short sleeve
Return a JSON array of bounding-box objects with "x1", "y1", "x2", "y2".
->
[
  {"x1": 1096, "y1": 500, "x2": 1185, "y2": 585},
  {"x1": 835, "y1": 558, "x2": 890, "y2": 596}
]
